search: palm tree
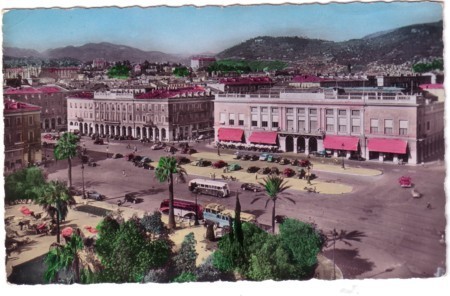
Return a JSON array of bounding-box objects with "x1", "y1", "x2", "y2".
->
[
  {"x1": 36, "y1": 180, "x2": 75, "y2": 243},
  {"x1": 155, "y1": 156, "x2": 187, "y2": 229},
  {"x1": 54, "y1": 132, "x2": 79, "y2": 188},
  {"x1": 251, "y1": 175, "x2": 294, "y2": 234},
  {"x1": 44, "y1": 234, "x2": 84, "y2": 283}
]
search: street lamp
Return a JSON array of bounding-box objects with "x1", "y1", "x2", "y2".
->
[
  {"x1": 81, "y1": 163, "x2": 86, "y2": 199},
  {"x1": 332, "y1": 228, "x2": 338, "y2": 280},
  {"x1": 341, "y1": 143, "x2": 345, "y2": 169},
  {"x1": 194, "y1": 192, "x2": 200, "y2": 226}
]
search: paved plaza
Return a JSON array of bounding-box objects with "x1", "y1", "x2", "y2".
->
[{"x1": 13, "y1": 136, "x2": 447, "y2": 280}]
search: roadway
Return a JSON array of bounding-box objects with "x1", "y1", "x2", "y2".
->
[{"x1": 46, "y1": 136, "x2": 446, "y2": 279}]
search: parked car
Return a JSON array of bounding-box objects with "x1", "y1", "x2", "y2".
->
[
  {"x1": 259, "y1": 153, "x2": 270, "y2": 161},
  {"x1": 151, "y1": 143, "x2": 164, "y2": 150},
  {"x1": 279, "y1": 158, "x2": 290, "y2": 165},
  {"x1": 68, "y1": 187, "x2": 82, "y2": 197},
  {"x1": 112, "y1": 153, "x2": 123, "y2": 159},
  {"x1": 241, "y1": 154, "x2": 251, "y2": 161},
  {"x1": 165, "y1": 146, "x2": 177, "y2": 153},
  {"x1": 291, "y1": 159, "x2": 299, "y2": 166},
  {"x1": 270, "y1": 167, "x2": 280, "y2": 175},
  {"x1": 182, "y1": 147, "x2": 197, "y2": 154},
  {"x1": 251, "y1": 155, "x2": 259, "y2": 161},
  {"x1": 283, "y1": 168, "x2": 295, "y2": 177},
  {"x1": 246, "y1": 166, "x2": 260, "y2": 173},
  {"x1": 399, "y1": 176, "x2": 412, "y2": 188},
  {"x1": 313, "y1": 150, "x2": 329, "y2": 157},
  {"x1": 140, "y1": 157, "x2": 152, "y2": 164},
  {"x1": 143, "y1": 163, "x2": 155, "y2": 170},
  {"x1": 125, "y1": 153, "x2": 135, "y2": 161},
  {"x1": 192, "y1": 159, "x2": 212, "y2": 167},
  {"x1": 299, "y1": 159, "x2": 312, "y2": 167},
  {"x1": 176, "y1": 156, "x2": 191, "y2": 165},
  {"x1": 124, "y1": 193, "x2": 143, "y2": 204},
  {"x1": 241, "y1": 183, "x2": 262, "y2": 192},
  {"x1": 94, "y1": 139, "x2": 104, "y2": 145},
  {"x1": 213, "y1": 160, "x2": 228, "y2": 169},
  {"x1": 227, "y1": 163, "x2": 241, "y2": 172},
  {"x1": 259, "y1": 167, "x2": 271, "y2": 175},
  {"x1": 132, "y1": 155, "x2": 143, "y2": 165},
  {"x1": 85, "y1": 191, "x2": 104, "y2": 201}
]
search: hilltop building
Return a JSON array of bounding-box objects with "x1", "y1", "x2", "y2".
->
[{"x1": 191, "y1": 57, "x2": 216, "y2": 70}]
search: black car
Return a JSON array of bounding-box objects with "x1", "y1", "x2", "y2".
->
[
  {"x1": 124, "y1": 193, "x2": 143, "y2": 204},
  {"x1": 241, "y1": 183, "x2": 262, "y2": 192},
  {"x1": 349, "y1": 155, "x2": 366, "y2": 161}
]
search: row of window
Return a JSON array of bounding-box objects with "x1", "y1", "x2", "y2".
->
[
  {"x1": 4, "y1": 116, "x2": 36, "y2": 127},
  {"x1": 370, "y1": 119, "x2": 408, "y2": 135},
  {"x1": 70, "y1": 102, "x2": 209, "y2": 112},
  {"x1": 5, "y1": 131, "x2": 36, "y2": 144},
  {"x1": 250, "y1": 107, "x2": 361, "y2": 117}
]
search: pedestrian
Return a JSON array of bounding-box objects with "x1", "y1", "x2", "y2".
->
[
  {"x1": 212, "y1": 173, "x2": 216, "y2": 180},
  {"x1": 106, "y1": 146, "x2": 109, "y2": 158},
  {"x1": 427, "y1": 202, "x2": 431, "y2": 209},
  {"x1": 255, "y1": 173, "x2": 258, "y2": 180},
  {"x1": 122, "y1": 169, "x2": 126, "y2": 177},
  {"x1": 134, "y1": 145, "x2": 137, "y2": 152},
  {"x1": 217, "y1": 146, "x2": 220, "y2": 156}
]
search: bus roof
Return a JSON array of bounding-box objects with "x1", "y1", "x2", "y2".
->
[
  {"x1": 189, "y1": 179, "x2": 229, "y2": 187},
  {"x1": 205, "y1": 203, "x2": 256, "y2": 222}
]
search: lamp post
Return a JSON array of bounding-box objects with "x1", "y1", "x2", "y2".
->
[
  {"x1": 341, "y1": 143, "x2": 345, "y2": 169},
  {"x1": 81, "y1": 163, "x2": 86, "y2": 199},
  {"x1": 332, "y1": 228, "x2": 338, "y2": 280},
  {"x1": 194, "y1": 192, "x2": 200, "y2": 226}
]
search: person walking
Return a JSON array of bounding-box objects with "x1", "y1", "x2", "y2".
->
[
  {"x1": 122, "y1": 169, "x2": 126, "y2": 177},
  {"x1": 106, "y1": 145, "x2": 109, "y2": 158}
]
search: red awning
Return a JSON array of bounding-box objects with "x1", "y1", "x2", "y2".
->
[
  {"x1": 218, "y1": 128, "x2": 244, "y2": 142},
  {"x1": 248, "y1": 131, "x2": 278, "y2": 145},
  {"x1": 323, "y1": 136, "x2": 359, "y2": 151},
  {"x1": 368, "y1": 138, "x2": 407, "y2": 154}
]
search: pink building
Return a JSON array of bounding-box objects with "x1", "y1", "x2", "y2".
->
[{"x1": 214, "y1": 88, "x2": 444, "y2": 164}]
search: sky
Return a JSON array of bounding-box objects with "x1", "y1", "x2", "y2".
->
[{"x1": 1, "y1": 2, "x2": 444, "y2": 55}]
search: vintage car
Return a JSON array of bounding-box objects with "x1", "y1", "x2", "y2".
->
[
  {"x1": 93, "y1": 139, "x2": 104, "y2": 145},
  {"x1": 227, "y1": 163, "x2": 241, "y2": 172},
  {"x1": 213, "y1": 160, "x2": 228, "y2": 169},
  {"x1": 279, "y1": 158, "x2": 290, "y2": 165},
  {"x1": 85, "y1": 191, "x2": 105, "y2": 201},
  {"x1": 176, "y1": 156, "x2": 191, "y2": 165},
  {"x1": 283, "y1": 168, "x2": 296, "y2": 177},
  {"x1": 259, "y1": 153, "x2": 270, "y2": 161},
  {"x1": 399, "y1": 176, "x2": 412, "y2": 188},
  {"x1": 124, "y1": 193, "x2": 143, "y2": 204},
  {"x1": 246, "y1": 166, "x2": 260, "y2": 173},
  {"x1": 241, "y1": 183, "x2": 263, "y2": 192},
  {"x1": 112, "y1": 153, "x2": 123, "y2": 159},
  {"x1": 192, "y1": 159, "x2": 212, "y2": 167}
]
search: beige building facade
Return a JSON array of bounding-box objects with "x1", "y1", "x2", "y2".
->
[
  {"x1": 67, "y1": 88, "x2": 214, "y2": 141},
  {"x1": 214, "y1": 89, "x2": 444, "y2": 164}
]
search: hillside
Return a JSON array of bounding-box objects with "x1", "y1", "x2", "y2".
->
[
  {"x1": 217, "y1": 21, "x2": 443, "y2": 71},
  {"x1": 4, "y1": 42, "x2": 185, "y2": 63}
]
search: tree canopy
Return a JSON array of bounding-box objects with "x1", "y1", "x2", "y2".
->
[
  {"x1": 95, "y1": 217, "x2": 172, "y2": 283},
  {"x1": 4, "y1": 167, "x2": 47, "y2": 204}
]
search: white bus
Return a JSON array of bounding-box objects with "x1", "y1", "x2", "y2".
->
[{"x1": 188, "y1": 179, "x2": 230, "y2": 198}]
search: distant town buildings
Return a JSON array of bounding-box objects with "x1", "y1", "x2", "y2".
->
[
  {"x1": 207, "y1": 77, "x2": 274, "y2": 93},
  {"x1": 3, "y1": 100, "x2": 42, "y2": 172},
  {"x1": 191, "y1": 57, "x2": 216, "y2": 70}
]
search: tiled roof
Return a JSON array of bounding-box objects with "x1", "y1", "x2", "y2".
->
[
  {"x1": 419, "y1": 84, "x2": 444, "y2": 90},
  {"x1": 4, "y1": 86, "x2": 63, "y2": 95},
  {"x1": 70, "y1": 92, "x2": 94, "y2": 99},
  {"x1": 4, "y1": 99, "x2": 41, "y2": 113},
  {"x1": 135, "y1": 86, "x2": 206, "y2": 99},
  {"x1": 292, "y1": 75, "x2": 327, "y2": 83},
  {"x1": 218, "y1": 77, "x2": 273, "y2": 85}
]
